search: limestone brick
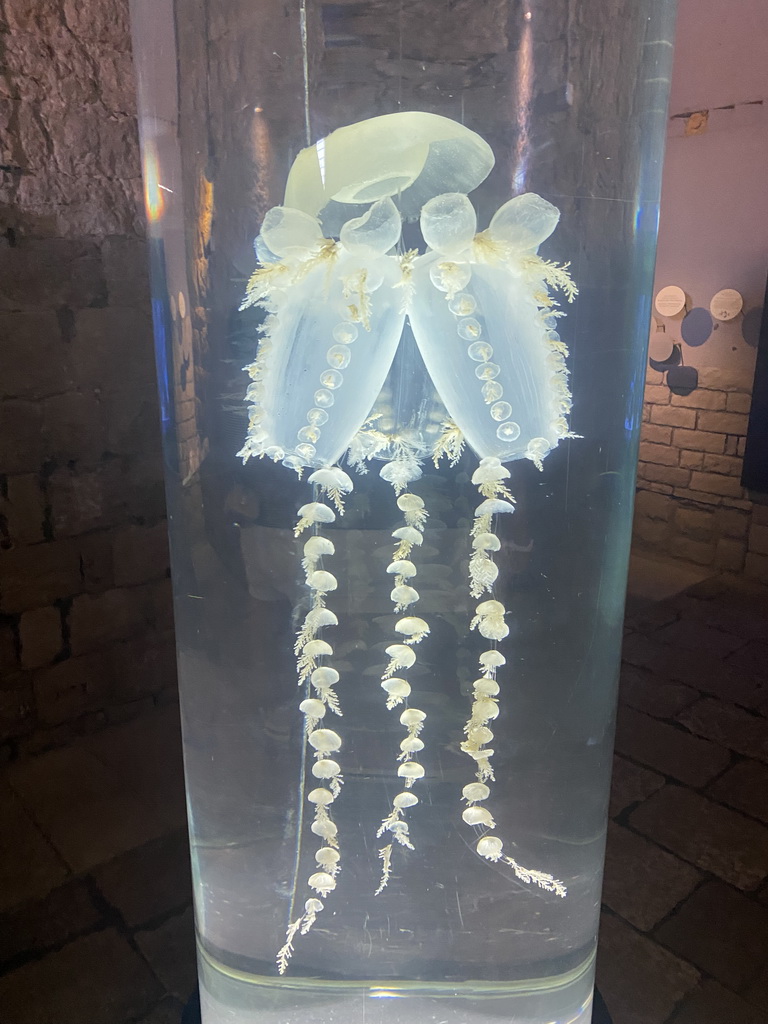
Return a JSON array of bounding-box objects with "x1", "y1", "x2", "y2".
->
[
  {"x1": 715, "y1": 508, "x2": 750, "y2": 539},
  {"x1": 640, "y1": 423, "x2": 672, "y2": 445},
  {"x1": 19, "y1": 606, "x2": 64, "y2": 669},
  {"x1": 696, "y1": 366, "x2": 755, "y2": 393},
  {"x1": 638, "y1": 463, "x2": 691, "y2": 488},
  {"x1": 700, "y1": 453, "x2": 744, "y2": 477},
  {"x1": 101, "y1": 236, "x2": 150, "y2": 306},
  {"x1": 689, "y1": 472, "x2": 745, "y2": 500},
  {"x1": 674, "y1": 507, "x2": 716, "y2": 542},
  {"x1": 671, "y1": 428, "x2": 725, "y2": 454},
  {"x1": 644, "y1": 383, "x2": 670, "y2": 405},
  {"x1": 671, "y1": 536, "x2": 717, "y2": 566},
  {"x1": 679, "y1": 450, "x2": 703, "y2": 470},
  {"x1": 698, "y1": 410, "x2": 751, "y2": 436},
  {"x1": 0, "y1": 239, "x2": 106, "y2": 311},
  {"x1": 42, "y1": 391, "x2": 107, "y2": 465},
  {"x1": 670, "y1": 389, "x2": 726, "y2": 410},
  {"x1": 634, "y1": 489, "x2": 673, "y2": 521},
  {"x1": 750, "y1": 525, "x2": 768, "y2": 557},
  {"x1": 32, "y1": 652, "x2": 107, "y2": 726},
  {"x1": 745, "y1": 553, "x2": 768, "y2": 582},
  {"x1": 0, "y1": 312, "x2": 74, "y2": 400},
  {"x1": 727, "y1": 392, "x2": 752, "y2": 414},
  {"x1": 650, "y1": 405, "x2": 696, "y2": 429},
  {"x1": 68, "y1": 586, "x2": 156, "y2": 656},
  {"x1": 714, "y1": 538, "x2": 746, "y2": 572},
  {"x1": 0, "y1": 679, "x2": 35, "y2": 743},
  {"x1": 639, "y1": 442, "x2": 679, "y2": 467},
  {"x1": 0, "y1": 541, "x2": 82, "y2": 614},
  {"x1": 0, "y1": 400, "x2": 45, "y2": 474},
  {"x1": 634, "y1": 518, "x2": 671, "y2": 547},
  {"x1": 672, "y1": 488, "x2": 721, "y2": 507},
  {"x1": 71, "y1": 307, "x2": 155, "y2": 392},
  {"x1": 113, "y1": 524, "x2": 170, "y2": 587},
  {"x1": 0, "y1": 624, "x2": 17, "y2": 673},
  {"x1": 1, "y1": 475, "x2": 46, "y2": 545}
]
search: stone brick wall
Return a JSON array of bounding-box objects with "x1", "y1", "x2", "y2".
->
[
  {"x1": 634, "y1": 365, "x2": 768, "y2": 579},
  {"x1": 0, "y1": 0, "x2": 175, "y2": 758}
]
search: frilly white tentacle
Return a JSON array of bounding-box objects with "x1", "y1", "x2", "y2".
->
[
  {"x1": 375, "y1": 487, "x2": 429, "y2": 894},
  {"x1": 277, "y1": 469, "x2": 352, "y2": 974}
]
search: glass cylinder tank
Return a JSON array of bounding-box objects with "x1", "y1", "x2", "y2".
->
[{"x1": 129, "y1": 2, "x2": 676, "y2": 1022}]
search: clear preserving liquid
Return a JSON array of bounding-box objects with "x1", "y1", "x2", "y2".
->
[
  {"x1": 128, "y1": 0, "x2": 677, "y2": 1020},
  {"x1": 177, "y1": 424, "x2": 617, "y2": 1022}
]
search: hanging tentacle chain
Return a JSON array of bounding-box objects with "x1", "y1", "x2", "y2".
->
[
  {"x1": 277, "y1": 468, "x2": 353, "y2": 973},
  {"x1": 459, "y1": 459, "x2": 566, "y2": 898},
  {"x1": 375, "y1": 483, "x2": 430, "y2": 894}
]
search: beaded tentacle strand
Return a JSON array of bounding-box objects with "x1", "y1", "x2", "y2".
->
[
  {"x1": 277, "y1": 478, "x2": 352, "y2": 974},
  {"x1": 407, "y1": 191, "x2": 575, "y2": 894},
  {"x1": 461, "y1": 649, "x2": 566, "y2": 899},
  {"x1": 374, "y1": 488, "x2": 430, "y2": 894}
]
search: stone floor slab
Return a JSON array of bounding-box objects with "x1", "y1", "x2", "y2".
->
[
  {"x1": 135, "y1": 907, "x2": 197, "y2": 1003},
  {"x1": 601, "y1": 822, "x2": 701, "y2": 931},
  {"x1": 621, "y1": 634, "x2": 668, "y2": 669},
  {"x1": 136, "y1": 997, "x2": 186, "y2": 1024},
  {"x1": 619, "y1": 664, "x2": 699, "y2": 719},
  {"x1": 655, "y1": 879, "x2": 768, "y2": 990},
  {"x1": 0, "y1": 879, "x2": 102, "y2": 965},
  {"x1": 614, "y1": 706, "x2": 730, "y2": 786},
  {"x1": 631, "y1": 785, "x2": 768, "y2": 890},
  {"x1": 595, "y1": 912, "x2": 699, "y2": 1024},
  {"x1": 672, "y1": 980, "x2": 768, "y2": 1024},
  {"x1": 645, "y1": 643, "x2": 768, "y2": 709},
  {"x1": 654, "y1": 617, "x2": 747, "y2": 659},
  {"x1": 681, "y1": 595, "x2": 768, "y2": 643},
  {"x1": 609, "y1": 756, "x2": 665, "y2": 819},
  {"x1": 0, "y1": 782, "x2": 68, "y2": 913},
  {"x1": 744, "y1": 959, "x2": 768, "y2": 1014},
  {"x1": 678, "y1": 697, "x2": 768, "y2": 762},
  {"x1": 626, "y1": 552, "x2": 712, "y2": 604},
  {"x1": 623, "y1": 600, "x2": 680, "y2": 636},
  {"x1": 726, "y1": 638, "x2": 768, "y2": 676},
  {"x1": 708, "y1": 758, "x2": 768, "y2": 825},
  {"x1": 6, "y1": 708, "x2": 185, "y2": 873},
  {"x1": 93, "y1": 829, "x2": 192, "y2": 928},
  {"x1": 0, "y1": 928, "x2": 163, "y2": 1024}
]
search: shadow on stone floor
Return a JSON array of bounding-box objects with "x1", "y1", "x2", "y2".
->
[{"x1": 1, "y1": 567, "x2": 768, "y2": 1023}]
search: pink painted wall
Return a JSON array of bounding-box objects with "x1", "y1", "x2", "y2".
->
[{"x1": 652, "y1": 0, "x2": 768, "y2": 371}]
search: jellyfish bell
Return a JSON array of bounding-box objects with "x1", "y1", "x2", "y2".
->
[{"x1": 284, "y1": 111, "x2": 495, "y2": 233}]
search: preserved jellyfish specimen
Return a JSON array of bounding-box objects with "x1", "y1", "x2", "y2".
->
[{"x1": 238, "y1": 112, "x2": 576, "y2": 972}]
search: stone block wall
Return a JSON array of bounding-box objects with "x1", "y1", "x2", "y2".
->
[
  {"x1": 634, "y1": 365, "x2": 768, "y2": 579},
  {"x1": 0, "y1": 0, "x2": 176, "y2": 758}
]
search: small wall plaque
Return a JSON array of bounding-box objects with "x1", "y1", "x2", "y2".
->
[
  {"x1": 710, "y1": 288, "x2": 743, "y2": 322},
  {"x1": 655, "y1": 285, "x2": 687, "y2": 317}
]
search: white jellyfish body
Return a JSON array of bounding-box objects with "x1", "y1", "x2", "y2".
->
[
  {"x1": 242, "y1": 112, "x2": 572, "y2": 976},
  {"x1": 408, "y1": 192, "x2": 572, "y2": 465},
  {"x1": 240, "y1": 199, "x2": 406, "y2": 470}
]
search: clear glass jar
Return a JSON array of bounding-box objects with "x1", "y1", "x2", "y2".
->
[{"x1": 129, "y1": 2, "x2": 676, "y2": 1021}]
